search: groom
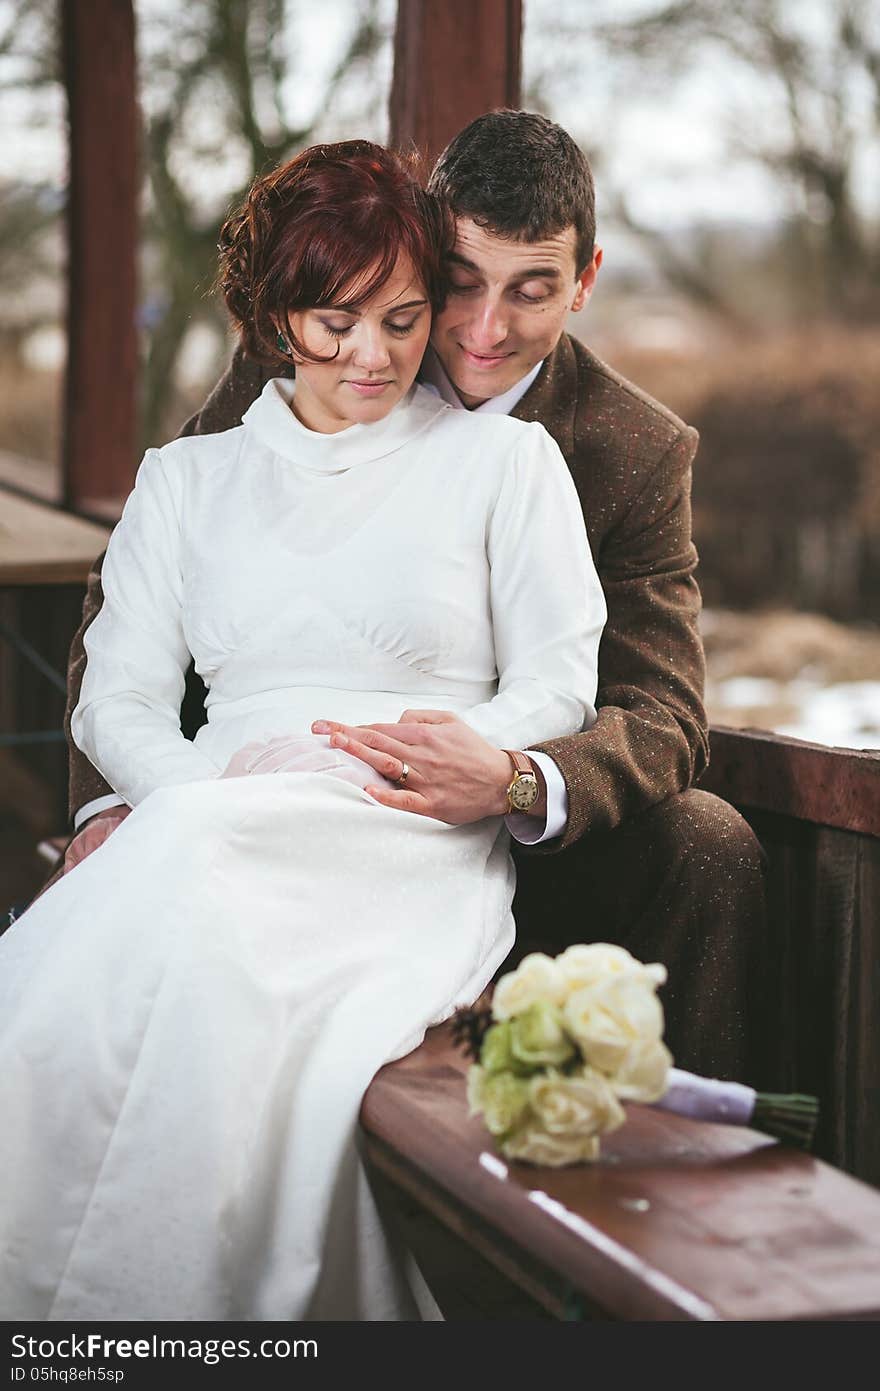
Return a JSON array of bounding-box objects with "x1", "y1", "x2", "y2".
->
[{"x1": 62, "y1": 111, "x2": 766, "y2": 1082}]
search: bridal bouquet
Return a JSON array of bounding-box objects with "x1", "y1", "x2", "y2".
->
[{"x1": 455, "y1": 944, "x2": 817, "y2": 1166}]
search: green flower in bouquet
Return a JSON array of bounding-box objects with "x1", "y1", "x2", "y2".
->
[
  {"x1": 467, "y1": 1065, "x2": 530, "y2": 1137},
  {"x1": 479, "y1": 1020, "x2": 523, "y2": 1076},
  {"x1": 509, "y1": 1000, "x2": 577, "y2": 1070}
]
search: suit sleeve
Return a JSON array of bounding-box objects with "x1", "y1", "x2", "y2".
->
[
  {"x1": 70, "y1": 449, "x2": 220, "y2": 806},
  {"x1": 528, "y1": 427, "x2": 708, "y2": 850},
  {"x1": 64, "y1": 345, "x2": 267, "y2": 826},
  {"x1": 461, "y1": 425, "x2": 606, "y2": 751},
  {"x1": 176, "y1": 343, "x2": 266, "y2": 439}
]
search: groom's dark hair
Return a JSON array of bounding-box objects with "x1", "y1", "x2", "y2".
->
[{"x1": 427, "y1": 110, "x2": 596, "y2": 273}]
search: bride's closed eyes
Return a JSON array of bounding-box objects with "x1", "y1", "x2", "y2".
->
[
  {"x1": 317, "y1": 309, "x2": 427, "y2": 339},
  {"x1": 286, "y1": 259, "x2": 432, "y2": 432}
]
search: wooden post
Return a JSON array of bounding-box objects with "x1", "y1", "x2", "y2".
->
[
  {"x1": 61, "y1": 0, "x2": 139, "y2": 519},
  {"x1": 389, "y1": 0, "x2": 522, "y2": 176}
]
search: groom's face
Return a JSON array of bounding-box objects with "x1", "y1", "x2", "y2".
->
[{"x1": 430, "y1": 219, "x2": 601, "y2": 408}]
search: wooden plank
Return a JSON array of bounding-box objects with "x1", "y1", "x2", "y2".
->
[
  {"x1": 793, "y1": 821, "x2": 879, "y2": 1183},
  {"x1": 360, "y1": 1022, "x2": 880, "y2": 1321},
  {"x1": 389, "y1": 0, "x2": 522, "y2": 174},
  {"x1": 62, "y1": 0, "x2": 139, "y2": 515},
  {"x1": 365, "y1": 1140, "x2": 602, "y2": 1319},
  {"x1": 0, "y1": 450, "x2": 61, "y2": 505},
  {"x1": 702, "y1": 725, "x2": 880, "y2": 836},
  {"x1": 0, "y1": 490, "x2": 109, "y2": 585},
  {"x1": 725, "y1": 808, "x2": 879, "y2": 1188}
]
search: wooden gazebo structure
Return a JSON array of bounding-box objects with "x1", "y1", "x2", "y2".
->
[{"x1": 1, "y1": 0, "x2": 878, "y2": 1244}]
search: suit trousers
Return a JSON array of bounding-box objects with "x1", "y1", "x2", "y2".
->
[{"x1": 508, "y1": 790, "x2": 768, "y2": 1086}]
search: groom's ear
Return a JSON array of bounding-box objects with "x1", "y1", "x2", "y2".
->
[{"x1": 571, "y1": 247, "x2": 603, "y2": 313}]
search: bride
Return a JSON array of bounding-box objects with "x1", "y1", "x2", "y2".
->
[{"x1": 0, "y1": 141, "x2": 605, "y2": 1321}]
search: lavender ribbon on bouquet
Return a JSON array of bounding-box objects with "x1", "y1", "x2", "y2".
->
[
  {"x1": 652, "y1": 1068, "x2": 818, "y2": 1148},
  {"x1": 453, "y1": 945, "x2": 818, "y2": 1166}
]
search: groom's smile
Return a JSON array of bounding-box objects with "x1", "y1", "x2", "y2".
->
[{"x1": 459, "y1": 347, "x2": 516, "y2": 370}]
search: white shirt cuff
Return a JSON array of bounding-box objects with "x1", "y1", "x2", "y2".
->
[
  {"x1": 73, "y1": 793, "x2": 128, "y2": 831},
  {"x1": 505, "y1": 750, "x2": 568, "y2": 845}
]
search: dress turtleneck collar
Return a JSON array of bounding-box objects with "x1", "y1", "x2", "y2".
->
[{"x1": 241, "y1": 378, "x2": 450, "y2": 473}]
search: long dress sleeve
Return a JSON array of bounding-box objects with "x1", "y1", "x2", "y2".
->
[
  {"x1": 70, "y1": 448, "x2": 221, "y2": 807},
  {"x1": 462, "y1": 423, "x2": 606, "y2": 751}
]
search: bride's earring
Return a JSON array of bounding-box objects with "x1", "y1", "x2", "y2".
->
[{"x1": 277, "y1": 331, "x2": 290, "y2": 355}]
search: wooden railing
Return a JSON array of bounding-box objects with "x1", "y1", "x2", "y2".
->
[
  {"x1": 701, "y1": 726, "x2": 880, "y2": 1186},
  {"x1": 701, "y1": 725, "x2": 880, "y2": 836}
]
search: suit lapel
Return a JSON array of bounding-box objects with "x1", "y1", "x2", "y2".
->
[{"x1": 510, "y1": 335, "x2": 577, "y2": 459}]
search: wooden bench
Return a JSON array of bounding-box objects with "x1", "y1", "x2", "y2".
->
[{"x1": 360, "y1": 1020, "x2": 880, "y2": 1321}]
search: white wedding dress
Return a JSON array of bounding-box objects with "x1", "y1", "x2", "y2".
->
[{"x1": 0, "y1": 380, "x2": 605, "y2": 1321}]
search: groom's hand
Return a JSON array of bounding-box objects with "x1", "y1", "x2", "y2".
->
[
  {"x1": 63, "y1": 806, "x2": 131, "y2": 873},
  {"x1": 310, "y1": 711, "x2": 539, "y2": 825}
]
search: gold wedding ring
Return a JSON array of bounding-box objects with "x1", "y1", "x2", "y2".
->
[{"x1": 396, "y1": 761, "x2": 410, "y2": 788}]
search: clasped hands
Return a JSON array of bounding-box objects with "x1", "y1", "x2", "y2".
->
[
  {"x1": 309, "y1": 709, "x2": 517, "y2": 822},
  {"x1": 227, "y1": 710, "x2": 516, "y2": 822},
  {"x1": 64, "y1": 710, "x2": 538, "y2": 876}
]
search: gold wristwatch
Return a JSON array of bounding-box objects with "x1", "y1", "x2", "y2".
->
[{"x1": 503, "y1": 750, "x2": 539, "y2": 814}]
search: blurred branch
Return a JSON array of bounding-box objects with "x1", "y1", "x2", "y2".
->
[
  {"x1": 608, "y1": 191, "x2": 745, "y2": 325},
  {"x1": 137, "y1": 0, "x2": 390, "y2": 445},
  {"x1": 0, "y1": 0, "x2": 59, "y2": 78},
  {"x1": 840, "y1": 0, "x2": 880, "y2": 117}
]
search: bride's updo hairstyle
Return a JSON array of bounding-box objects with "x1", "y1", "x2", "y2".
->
[{"x1": 218, "y1": 139, "x2": 453, "y2": 366}]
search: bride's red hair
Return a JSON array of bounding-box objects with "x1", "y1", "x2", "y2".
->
[{"x1": 217, "y1": 140, "x2": 453, "y2": 366}]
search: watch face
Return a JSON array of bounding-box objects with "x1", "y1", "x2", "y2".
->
[{"x1": 510, "y1": 773, "x2": 539, "y2": 812}]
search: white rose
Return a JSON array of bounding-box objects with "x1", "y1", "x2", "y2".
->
[
  {"x1": 610, "y1": 1039, "x2": 673, "y2": 1102},
  {"x1": 557, "y1": 943, "x2": 667, "y2": 997},
  {"x1": 563, "y1": 971, "x2": 666, "y2": 1076},
  {"x1": 528, "y1": 1067, "x2": 625, "y2": 1137},
  {"x1": 492, "y1": 953, "x2": 567, "y2": 1021},
  {"x1": 501, "y1": 1124, "x2": 601, "y2": 1167}
]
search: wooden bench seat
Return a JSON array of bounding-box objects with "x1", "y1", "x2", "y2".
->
[{"x1": 360, "y1": 1020, "x2": 880, "y2": 1321}]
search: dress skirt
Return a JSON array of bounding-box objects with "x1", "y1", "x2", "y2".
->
[{"x1": 0, "y1": 773, "x2": 514, "y2": 1320}]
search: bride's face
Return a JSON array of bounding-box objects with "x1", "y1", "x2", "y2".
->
[{"x1": 283, "y1": 256, "x2": 431, "y2": 434}]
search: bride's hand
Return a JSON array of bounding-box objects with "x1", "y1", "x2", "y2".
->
[{"x1": 220, "y1": 734, "x2": 395, "y2": 791}]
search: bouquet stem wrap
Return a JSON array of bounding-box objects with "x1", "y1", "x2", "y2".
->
[{"x1": 650, "y1": 1068, "x2": 755, "y2": 1125}]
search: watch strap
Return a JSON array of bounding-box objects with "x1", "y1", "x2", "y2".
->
[{"x1": 505, "y1": 750, "x2": 533, "y2": 779}]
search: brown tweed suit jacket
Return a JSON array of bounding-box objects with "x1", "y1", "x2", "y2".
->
[{"x1": 64, "y1": 332, "x2": 707, "y2": 850}]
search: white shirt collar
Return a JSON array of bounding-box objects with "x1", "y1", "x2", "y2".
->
[{"x1": 418, "y1": 345, "x2": 544, "y2": 416}]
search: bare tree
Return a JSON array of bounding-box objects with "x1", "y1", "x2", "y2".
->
[
  {"x1": 525, "y1": 0, "x2": 880, "y2": 323},
  {"x1": 0, "y1": 0, "x2": 392, "y2": 446},
  {"x1": 138, "y1": 0, "x2": 391, "y2": 445}
]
